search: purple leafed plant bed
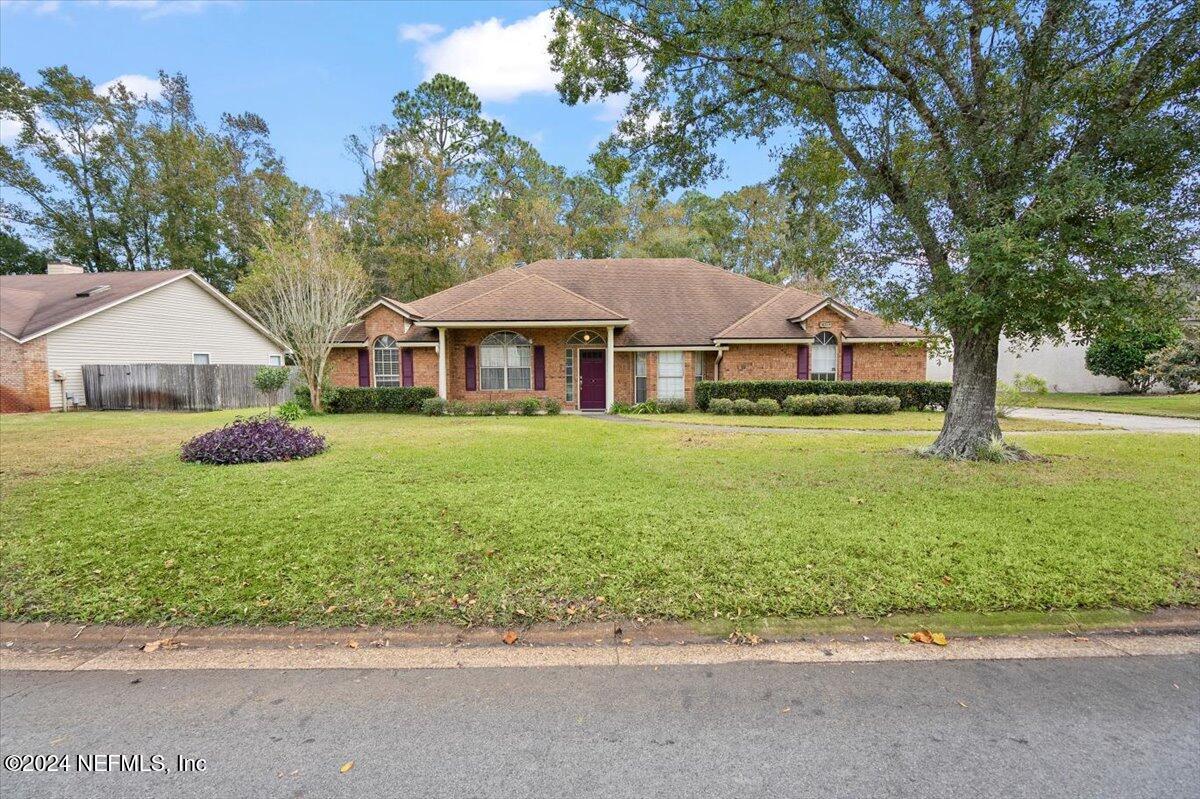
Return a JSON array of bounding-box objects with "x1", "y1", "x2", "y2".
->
[{"x1": 180, "y1": 416, "x2": 327, "y2": 465}]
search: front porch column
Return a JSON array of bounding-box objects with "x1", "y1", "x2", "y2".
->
[
  {"x1": 605, "y1": 326, "x2": 615, "y2": 410},
  {"x1": 437, "y1": 327, "x2": 447, "y2": 399}
]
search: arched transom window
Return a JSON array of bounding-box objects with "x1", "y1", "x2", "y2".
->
[
  {"x1": 480, "y1": 331, "x2": 531, "y2": 390},
  {"x1": 373, "y1": 335, "x2": 399, "y2": 386},
  {"x1": 811, "y1": 331, "x2": 838, "y2": 381},
  {"x1": 566, "y1": 330, "x2": 605, "y2": 347}
]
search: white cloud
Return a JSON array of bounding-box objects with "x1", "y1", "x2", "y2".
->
[
  {"x1": 414, "y1": 10, "x2": 558, "y2": 103},
  {"x1": 398, "y1": 22, "x2": 443, "y2": 43},
  {"x1": 594, "y1": 93, "x2": 629, "y2": 123},
  {"x1": 0, "y1": 113, "x2": 22, "y2": 145},
  {"x1": 91, "y1": 0, "x2": 236, "y2": 18},
  {"x1": 0, "y1": 1, "x2": 61, "y2": 14},
  {"x1": 96, "y1": 73, "x2": 163, "y2": 100},
  {"x1": 2, "y1": 0, "x2": 235, "y2": 17}
]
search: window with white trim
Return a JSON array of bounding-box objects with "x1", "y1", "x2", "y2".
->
[
  {"x1": 373, "y1": 335, "x2": 399, "y2": 386},
  {"x1": 192, "y1": 353, "x2": 210, "y2": 365},
  {"x1": 480, "y1": 331, "x2": 531, "y2": 390},
  {"x1": 657, "y1": 351, "x2": 685, "y2": 400},
  {"x1": 811, "y1": 332, "x2": 837, "y2": 381},
  {"x1": 269, "y1": 355, "x2": 283, "y2": 366},
  {"x1": 634, "y1": 352, "x2": 647, "y2": 403}
]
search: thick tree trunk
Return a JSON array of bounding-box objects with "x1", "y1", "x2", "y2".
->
[{"x1": 928, "y1": 327, "x2": 1023, "y2": 460}]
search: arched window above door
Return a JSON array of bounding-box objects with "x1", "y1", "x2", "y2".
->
[{"x1": 566, "y1": 330, "x2": 605, "y2": 347}]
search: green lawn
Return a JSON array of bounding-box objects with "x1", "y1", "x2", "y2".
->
[
  {"x1": 1027, "y1": 392, "x2": 1200, "y2": 419},
  {"x1": 651, "y1": 411, "x2": 1096, "y2": 431},
  {"x1": 2, "y1": 411, "x2": 1197, "y2": 628}
]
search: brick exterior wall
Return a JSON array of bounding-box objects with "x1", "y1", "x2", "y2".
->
[
  {"x1": 0, "y1": 334, "x2": 50, "y2": 413},
  {"x1": 327, "y1": 348, "x2": 359, "y2": 387},
  {"x1": 327, "y1": 305, "x2": 439, "y2": 390},
  {"x1": 324, "y1": 302, "x2": 924, "y2": 406},
  {"x1": 852, "y1": 342, "x2": 927, "y2": 380},
  {"x1": 719, "y1": 344, "x2": 799, "y2": 381},
  {"x1": 447, "y1": 327, "x2": 578, "y2": 404},
  {"x1": 718, "y1": 305, "x2": 925, "y2": 383}
]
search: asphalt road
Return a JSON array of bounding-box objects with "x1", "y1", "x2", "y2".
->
[{"x1": 2, "y1": 655, "x2": 1197, "y2": 799}]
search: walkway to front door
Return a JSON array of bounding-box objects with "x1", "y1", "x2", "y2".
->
[{"x1": 579, "y1": 350, "x2": 606, "y2": 411}]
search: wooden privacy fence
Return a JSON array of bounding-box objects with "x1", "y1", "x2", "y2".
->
[{"x1": 81, "y1": 364, "x2": 294, "y2": 411}]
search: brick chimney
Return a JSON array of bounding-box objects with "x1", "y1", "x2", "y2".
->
[{"x1": 46, "y1": 260, "x2": 85, "y2": 275}]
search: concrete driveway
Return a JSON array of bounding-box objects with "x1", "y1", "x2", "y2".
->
[{"x1": 1007, "y1": 407, "x2": 1200, "y2": 432}]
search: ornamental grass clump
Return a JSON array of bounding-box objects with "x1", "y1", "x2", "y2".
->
[{"x1": 180, "y1": 416, "x2": 326, "y2": 465}]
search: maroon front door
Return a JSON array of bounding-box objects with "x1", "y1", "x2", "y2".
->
[{"x1": 579, "y1": 350, "x2": 606, "y2": 411}]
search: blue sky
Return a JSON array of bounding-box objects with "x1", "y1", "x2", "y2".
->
[{"x1": 0, "y1": 0, "x2": 781, "y2": 198}]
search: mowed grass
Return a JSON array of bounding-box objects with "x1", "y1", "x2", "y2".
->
[
  {"x1": 1027, "y1": 392, "x2": 1200, "y2": 419},
  {"x1": 1, "y1": 411, "x2": 1197, "y2": 628},
  {"x1": 653, "y1": 411, "x2": 1096, "y2": 431}
]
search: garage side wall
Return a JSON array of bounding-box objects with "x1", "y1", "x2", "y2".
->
[{"x1": 44, "y1": 278, "x2": 283, "y2": 409}]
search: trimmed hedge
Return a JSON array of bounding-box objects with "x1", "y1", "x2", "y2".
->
[
  {"x1": 696, "y1": 379, "x2": 950, "y2": 411},
  {"x1": 322, "y1": 386, "x2": 438, "y2": 414}
]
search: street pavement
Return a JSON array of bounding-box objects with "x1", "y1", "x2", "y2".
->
[{"x1": 2, "y1": 654, "x2": 1197, "y2": 799}]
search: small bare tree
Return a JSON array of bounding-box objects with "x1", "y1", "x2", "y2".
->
[{"x1": 236, "y1": 223, "x2": 367, "y2": 413}]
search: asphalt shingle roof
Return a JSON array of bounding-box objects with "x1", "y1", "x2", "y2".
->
[
  {"x1": 343, "y1": 258, "x2": 925, "y2": 346},
  {"x1": 0, "y1": 270, "x2": 193, "y2": 341}
]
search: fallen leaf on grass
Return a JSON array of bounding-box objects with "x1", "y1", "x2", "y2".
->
[
  {"x1": 339, "y1": 761, "x2": 354, "y2": 774},
  {"x1": 501, "y1": 630, "x2": 518, "y2": 645}
]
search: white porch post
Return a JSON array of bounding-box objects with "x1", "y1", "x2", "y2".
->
[
  {"x1": 605, "y1": 326, "x2": 615, "y2": 411},
  {"x1": 437, "y1": 327, "x2": 447, "y2": 400}
]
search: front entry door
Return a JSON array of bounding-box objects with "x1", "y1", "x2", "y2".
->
[{"x1": 579, "y1": 350, "x2": 606, "y2": 411}]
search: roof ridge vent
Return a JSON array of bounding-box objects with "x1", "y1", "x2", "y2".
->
[{"x1": 75, "y1": 284, "x2": 111, "y2": 298}]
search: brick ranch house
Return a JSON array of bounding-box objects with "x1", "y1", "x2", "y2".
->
[{"x1": 328, "y1": 258, "x2": 927, "y2": 410}]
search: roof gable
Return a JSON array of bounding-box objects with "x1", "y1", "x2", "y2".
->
[
  {"x1": 715, "y1": 287, "x2": 827, "y2": 341},
  {"x1": 419, "y1": 273, "x2": 629, "y2": 324},
  {"x1": 522, "y1": 258, "x2": 780, "y2": 347},
  {"x1": 0, "y1": 270, "x2": 284, "y2": 347}
]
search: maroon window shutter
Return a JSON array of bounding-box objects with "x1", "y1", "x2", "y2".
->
[
  {"x1": 465, "y1": 346, "x2": 477, "y2": 391},
  {"x1": 796, "y1": 344, "x2": 809, "y2": 380},
  {"x1": 841, "y1": 344, "x2": 854, "y2": 381},
  {"x1": 533, "y1": 345, "x2": 546, "y2": 390},
  {"x1": 357, "y1": 349, "x2": 370, "y2": 387},
  {"x1": 401, "y1": 349, "x2": 414, "y2": 387}
]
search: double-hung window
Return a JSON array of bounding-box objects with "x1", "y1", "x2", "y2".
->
[
  {"x1": 373, "y1": 336, "x2": 400, "y2": 386},
  {"x1": 480, "y1": 331, "x2": 531, "y2": 390},
  {"x1": 634, "y1": 353, "x2": 647, "y2": 403},
  {"x1": 811, "y1": 332, "x2": 838, "y2": 381},
  {"x1": 657, "y1": 351, "x2": 685, "y2": 400}
]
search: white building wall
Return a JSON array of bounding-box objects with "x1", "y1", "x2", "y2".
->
[
  {"x1": 44, "y1": 276, "x2": 283, "y2": 409},
  {"x1": 927, "y1": 335, "x2": 1126, "y2": 393}
]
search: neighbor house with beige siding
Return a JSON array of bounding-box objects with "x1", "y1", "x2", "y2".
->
[{"x1": 1, "y1": 263, "x2": 285, "y2": 412}]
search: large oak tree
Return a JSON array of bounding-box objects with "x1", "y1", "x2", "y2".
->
[{"x1": 550, "y1": 0, "x2": 1199, "y2": 458}]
